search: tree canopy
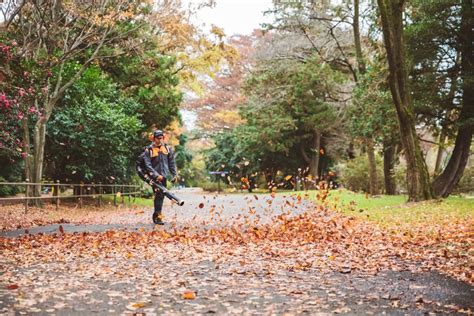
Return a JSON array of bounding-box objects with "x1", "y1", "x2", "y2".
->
[{"x1": 0, "y1": 0, "x2": 472, "y2": 200}]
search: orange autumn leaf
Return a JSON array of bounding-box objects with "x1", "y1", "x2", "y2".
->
[
  {"x1": 131, "y1": 302, "x2": 146, "y2": 308},
  {"x1": 182, "y1": 290, "x2": 196, "y2": 299}
]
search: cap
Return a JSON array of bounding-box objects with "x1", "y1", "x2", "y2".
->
[{"x1": 153, "y1": 130, "x2": 164, "y2": 138}]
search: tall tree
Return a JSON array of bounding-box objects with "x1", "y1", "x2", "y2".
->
[
  {"x1": 45, "y1": 66, "x2": 143, "y2": 183},
  {"x1": 101, "y1": 51, "x2": 182, "y2": 131},
  {"x1": 352, "y1": 0, "x2": 381, "y2": 195},
  {"x1": 431, "y1": 0, "x2": 473, "y2": 197},
  {"x1": 242, "y1": 53, "x2": 342, "y2": 181},
  {"x1": 266, "y1": 0, "x2": 386, "y2": 192},
  {"x1": 349, "y1": 56, "x2": 400, "y2": 195},
  {"x1": 184, "y1": 33, "x2": 257, "y2": 133},
  {"x1": 150, "y1": 1, "x2": 238, "y2": 94},
  {"x1": 2, "y1": 0, "x2": 148, "y2": 202},
  {"x1": 377, "y1": 0, "x2": 433, "y2": 201}
]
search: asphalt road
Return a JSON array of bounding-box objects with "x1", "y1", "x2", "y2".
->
[{"x1": 1, "y1": 189, "x2": 312, "y2": 237}]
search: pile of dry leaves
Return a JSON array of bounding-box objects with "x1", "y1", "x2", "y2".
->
[{"x1": 0, "y1": 202, "x2": 141, "y2": 230}]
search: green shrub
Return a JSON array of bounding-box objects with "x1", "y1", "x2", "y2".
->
[
  {"x1": 0, "y1": 176, "x2": 20, "y2": 197},
  {"x1": 141, "y1": 187, "x2": 154, "y2": 199},
  {"x1": 340, "y1": 154, "x2": 384, "y2": 193},
  {"x1": 200, "y1": 180, "x2": 230, "y2": 192}
]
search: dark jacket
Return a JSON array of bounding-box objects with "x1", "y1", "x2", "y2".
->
[{"x1": 143, "y1": 143, "x2": 177, "y2": 179}]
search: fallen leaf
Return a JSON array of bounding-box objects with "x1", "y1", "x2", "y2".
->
[
  {"x1": 126, "y1": 302, "x2": 146, "y2": 310},
  {"x1": 333, "y1": 307, "x2": 351, "y2": 313},
  {"x1": 182, "y1": 290, "x2": 196, "y2": 299},
  {"x1": 339, "y1": 266, "x2": 351, "y2": 274},
  {"x1": 131, "y1": 302, "x2": 146, "y2": 308}
]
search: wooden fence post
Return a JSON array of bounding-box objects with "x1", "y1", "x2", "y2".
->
[
  {"x1": 91, "y1": 182, "x2": 94, "y2": 202},
  {"x1": 98, "y1": 183, "x2": 102, "y2": 207},
  {"x1": 121, "y1": 184, "x2": 124, "y2": 205},
  {"x1": 55, "y1": 180, "x2": 60, "y2": 211},
  {"x1": 134, "y1": 184, "x2": 137, "y2": 203},
  {"x1": 113, "y1": 185, "x2": 117, "y2": 207},
  {"x1": 86, "y1": 184, "x2": 91, "y2": 205},
  {"x1": 24, "y1": 179, "x2": 29, "y2": 214},
  {"x1": 79, "y1": 183, "x2": 83, "y2": 208}
]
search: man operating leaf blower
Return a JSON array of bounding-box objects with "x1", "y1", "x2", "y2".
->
[{"x1": 136, "y1": 130, "x2": 183, "y2": 225}]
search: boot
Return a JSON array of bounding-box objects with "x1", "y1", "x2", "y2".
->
[{"x1": 152, "y1": 212, "x2": 164, "y2": 225}]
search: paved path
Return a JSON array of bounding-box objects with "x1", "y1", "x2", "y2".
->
[{"x1": 1, "y1": 190, "x2": 311, "y2": 237}]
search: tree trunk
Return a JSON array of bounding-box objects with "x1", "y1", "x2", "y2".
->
[
  {"x1": 309, "y1": 130, "x2": 321, "y2": 182},
  {"x1": 434, "y1": 128, "x2": 447, "y2": 176},
  {"x1": 432, "y1": 0, "x2": 473, "y2": 198},
  {"x1": 22, "y1": 117, "x2": 33, "y2": 202},
  {"x1": 383, "y1": 140, "x2": 397, "y2": 195},
  {"x1": 433, "y1": 125, "x2": 473, "y2": 197},
  {"x1": 31, "y1": 117, "x2": 48, "y2": 206},
  {"x1": 366, "y1": 138, "x2": 378, "y2": 195},
  {"x1": 377, "y1": 0, "x2": 433, "y2": 201},
  {"x1": 353, "y1": 0, "x2": 366, "y2": 74},
  {"x1": 31, "y1": 95, "x2": 57, "y2": 206},
  {"x1": 355, "y1": 0, "x2": 378, "y2": 194},
  {"x1": 347, "y1": 142, "x2": 355, "y2": 159},
  {"x1": 434, "y1": 52, "x2": 460, "y2": 176}
]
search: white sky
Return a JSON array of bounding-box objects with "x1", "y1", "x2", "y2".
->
[{"x1": 189, "y1": 0, "x2": 274, "y2": 36}]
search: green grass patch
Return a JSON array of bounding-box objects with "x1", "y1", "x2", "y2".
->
[
  {"x1": 103, "y1": 195, "x2": 154, "y2": 207},
  {"x1": 299, "y1": 188, "x2": 474, "y2": 227}
]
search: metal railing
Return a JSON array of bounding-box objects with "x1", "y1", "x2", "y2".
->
[{"x1": 0, "y1": 181, "x2": 141, "y2": 213}]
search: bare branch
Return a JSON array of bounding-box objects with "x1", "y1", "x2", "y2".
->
[
  {"x1": 327, "y1": 26, "x2": 358, "y2": 82},
  {"x1": 2, "y1": 0, "x2": 26, "y2": 29}
]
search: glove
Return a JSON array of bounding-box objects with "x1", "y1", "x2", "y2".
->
[{"x1": 171, "y1": 175, "x2": 179, "y2": 183}]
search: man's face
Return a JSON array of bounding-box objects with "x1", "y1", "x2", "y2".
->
[{"x1": 154, "y1": 136, "x2": 164, "y2": 146}]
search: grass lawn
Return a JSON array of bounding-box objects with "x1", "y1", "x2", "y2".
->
[
  {"x1": 103, "y1": 195, "x2": 154, "y2": 207},
  {"x1": 299, "y1": 188, "x2": 474, "y2": 229}
]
